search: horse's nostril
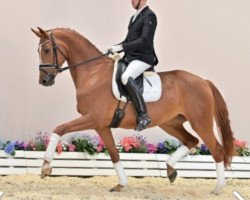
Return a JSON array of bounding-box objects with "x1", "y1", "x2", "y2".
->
[{"x1": 43, "y1": 79, "x2": 47, "y2": 84}]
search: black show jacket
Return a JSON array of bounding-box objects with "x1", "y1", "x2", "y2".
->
[{"x1": 121, "y1": 6, "x2": 158, "y2": 67}]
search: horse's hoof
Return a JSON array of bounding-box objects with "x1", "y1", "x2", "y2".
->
[
  {"x1": 109, "y1": 184, "x2": 124, "y2": 192},
  {"x1": 168, "y1": 170, "x2": 177, "y2": 183},
  {"x1": 41, "y1": 164, "x2": 52, "y2": 179},
  {"x1": 210, "y1": 186, "x2": 223, "y2": 195}
]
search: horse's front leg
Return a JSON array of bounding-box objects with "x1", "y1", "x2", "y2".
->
[
  {"x1": 41, "y1": 114, "x2": 93, "y2": 178},
  {"x1": 96, "y1": 128, "x2": 128, "y2": 192}
]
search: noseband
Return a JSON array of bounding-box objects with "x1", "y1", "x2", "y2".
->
[
  {"x1": 39, "y1": 31, "x2": 110, "y2": 75},
  {"x1": 39, "y1": 32, "x2": 67, "y2": 75}
]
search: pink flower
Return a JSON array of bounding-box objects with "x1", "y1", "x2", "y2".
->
[
  {"x1": 234, "y1": 139, "x2": 247, "y2": 148},
  {"x1": 96, "y1": 136, "x2": 105, "y2": 152},
  {"x1": 146, "y1": 143, "x2": 157, "y2": 153},
  {"x1": 98, "y1": 136, "x2": 105, "y2": 147},
  {"x1": 42, "y1": 133, "x2": 50, "y2": 145},
  {"x1": 120, "y1": 137, "x2": 140, "y2": 152},
  {"x1": 68, "y1": 144, "x2": 76, "y2": 152},
  {"x1": 29, "y1": 141, "x2": 35, "y2": 148},
  {"x1": 22, "y1": 143, "x2": 28, "y2": 149},
  {"x1": 97, "y1": 145, "x2": 103, "y2": 152},
  {"x1": 57, "y1": 142, "x2": 63, "y2": 154}
]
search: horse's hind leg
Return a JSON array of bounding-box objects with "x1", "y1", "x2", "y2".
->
[
  {"x1": 159, "y1": 116, "x2": 199, "y2": 183},
  {"x1": 96, "y1": 128, "x2": 127, "y2": 192},
  {"x1": 187, "y1": 111, "x2": 225, "y2": 195}
]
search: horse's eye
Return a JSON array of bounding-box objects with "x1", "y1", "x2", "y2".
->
[{"x1": 44, "y1": 48, "x2": 50, "y2": 53}]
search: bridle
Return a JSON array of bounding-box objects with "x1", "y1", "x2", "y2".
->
[
  {"x1": 38, "y1": 32, "x2": 66, "y2": 75},
  {"x1": 38, "y1": 31, "x2": 110, "y2": 75}
]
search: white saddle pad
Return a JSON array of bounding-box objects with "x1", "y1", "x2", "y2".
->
[{"x1": 111, "y1": 54, "x2": 162, "y2": 102}]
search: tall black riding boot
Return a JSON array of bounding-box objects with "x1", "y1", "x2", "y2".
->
[{"x1": 125, "y1": 77, "x2": 151, "y2": 131}]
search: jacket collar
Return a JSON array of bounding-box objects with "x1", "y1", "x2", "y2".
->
[
  {"x1": 131, "y1": 6, "x2": 149, "y2": 24},
  {"x1": 136, "y1": 5, "x2": 148, "y2": 16}
]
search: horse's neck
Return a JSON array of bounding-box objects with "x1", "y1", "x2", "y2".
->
[
  {"x1": 56, "y1": 29, "x2": 113, "y2": 92},
  {"x1": 57, "y1": 30, "x2": 110, "y2": 89}
]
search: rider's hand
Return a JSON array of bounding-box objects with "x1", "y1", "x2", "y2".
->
[{"x1": 105, "y1": 45, "x2": 123, "y2": 54}]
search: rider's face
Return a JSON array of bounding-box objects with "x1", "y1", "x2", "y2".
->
[{"x1": 131, "y1": 0, "x2": 140, "y2": 9}]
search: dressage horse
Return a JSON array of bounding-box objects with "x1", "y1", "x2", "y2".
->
[{"x1": 32, "y1": 27, "x2": 234, "y2": 194}]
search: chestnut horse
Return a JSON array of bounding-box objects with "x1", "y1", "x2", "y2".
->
[{"x1": 31, "y1": 27, "x2": 234, "y2": 195}]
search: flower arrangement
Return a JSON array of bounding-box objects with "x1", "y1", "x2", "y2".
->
[
  {"x1": 156, "y1": 139, "x2": 180, "y2": 154},
  {"x1": 189, "y1": 144, "x2": 211, "y2": 155},
  {"x1": 120, "y1": 136, "x2": 140, "y2": 152},
  {"x1": 27, "y1": 132, "x2": 50, "y2": 151},
  {"x1": 234, "y1": 139, "x2": 250, "y2": 157},
  {"x1": 118, "y1": 134, "x2": 157, "y2": 153},
  {"x1": 72, "y1": 134, "x2": 105, "y2": 155},
  {"x1": 3, "y1": 141, "x2": 16, "y2": 156},
  {"x1": 1, "y1": 132, "x2": 250, "y2": 157}
]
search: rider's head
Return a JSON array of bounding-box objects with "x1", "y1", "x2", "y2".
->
[{"x1": 131, "y1": 0, "x2": 147, "y2": 10}]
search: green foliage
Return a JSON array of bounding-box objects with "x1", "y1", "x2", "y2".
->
[
  {"x1": 129, "y1": 146, "x2": 148, "y2": 153},
  {"x1": 236, "y1": 147, "x2": 250, "y2": 157},
  {"x1": 163, "y1": 140, "x2": 179, "y2": 154},
  {"x1": 34, "y1": 141, "x2": 46, "y2": 151},
  {"x1": 72, "y1": 138, "x2": 96, "y2": 155}
]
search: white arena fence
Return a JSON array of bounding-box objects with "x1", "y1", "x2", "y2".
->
[{"x1": 0, "y1": 151, "x2": 249, "y2": 178}]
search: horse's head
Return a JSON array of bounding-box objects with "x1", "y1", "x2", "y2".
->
[{"x1": 31, "y1": 27, "x2": 68, "y2": 86}]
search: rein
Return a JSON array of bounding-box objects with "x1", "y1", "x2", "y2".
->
[
  {"x1": 58, "y1": 53, "x2": 110, "y2": 73},
  {"x1": 39, "y1": 31, "x2": 111, "y2": 74}
]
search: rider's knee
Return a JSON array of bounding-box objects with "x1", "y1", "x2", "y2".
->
[{"x1": 121, "y1": 74, "x2": 129, "y2": 85}]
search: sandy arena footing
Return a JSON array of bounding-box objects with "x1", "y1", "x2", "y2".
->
[{"x1": 0, "y1": 175, "x2": 249, "y2": 200}]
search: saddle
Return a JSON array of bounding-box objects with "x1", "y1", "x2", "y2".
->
[
  {"x1": 109, "y1": 54, "x2": 162, "y2": 128},
  {"x1": 111, "y1": 54, "x2": 162, "y2": 103},
  {"x1": 115, "y1": 59, "x2": 144, "y2": 100}
]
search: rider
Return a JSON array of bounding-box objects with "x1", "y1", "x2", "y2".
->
[{"x1": 107, "y1": 0, "x2": 158, "y2": 131}]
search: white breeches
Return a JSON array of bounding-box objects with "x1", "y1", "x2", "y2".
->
[{"x1": 121, "y1": 60, "x2": 151, "y2": 85}]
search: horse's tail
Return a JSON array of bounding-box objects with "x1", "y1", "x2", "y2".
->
[{"x1": 206, "y1": 80, "x2": 234, "y2": 167}]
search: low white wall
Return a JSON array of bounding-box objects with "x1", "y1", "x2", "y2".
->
[{"x1": 0, "y1": 0, "x2": 250, "y2": 145}]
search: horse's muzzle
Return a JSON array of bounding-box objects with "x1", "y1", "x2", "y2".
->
[{"x1": 41, "y1": 74, "x2": 55, "y2": 86}]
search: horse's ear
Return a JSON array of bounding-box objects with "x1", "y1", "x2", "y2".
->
[
  {"x1": 31, "y1": 27, "x2": 49, "y2": 39},
  {"x1": 31, "y1": 28, "x2": 43, "y2": 38},
  {"x1": 37, "y1": 27, "x2": 49, "y2": 39}
]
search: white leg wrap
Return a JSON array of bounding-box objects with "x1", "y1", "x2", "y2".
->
[
  {"x1": 44, "y1": 133, "x2": 60, "y2": 162},
  {"x1": 167, "y1": 145, "x2": 189, "y2": 168},
  {"x1": 216, "y1": 162, "x2": 226, "y2": 187},
  {"x1": 113, "y1": 161, "x2": 128, "y2": 186}
]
